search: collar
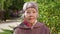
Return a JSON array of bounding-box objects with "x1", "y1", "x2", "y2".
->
[
  {"x1": 23, "y1": 19, "x2": 37, "y2": 28},
  {"x1": 14, "y1": 22, "x2": 42, "y2": 30}
]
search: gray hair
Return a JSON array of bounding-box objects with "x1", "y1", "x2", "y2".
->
[
  {"x1": 23, "y1": 2, "x2": 38, "y2": 12},
  {"x1": 21, "y1": 2, "x2": 38, "y2": 19}
]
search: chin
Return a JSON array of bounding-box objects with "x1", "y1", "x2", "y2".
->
[{"x1": 29, "y1": 20, "x2": 34, "y2": 23}]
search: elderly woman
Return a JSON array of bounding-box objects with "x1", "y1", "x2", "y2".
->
[{"x1": 13, "y1": 2, "x2": 50, "y2": 34}]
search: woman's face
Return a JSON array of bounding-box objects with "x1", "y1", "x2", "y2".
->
[{"x1": 24, "y1": 8, "x2": 38, "y2": 24}]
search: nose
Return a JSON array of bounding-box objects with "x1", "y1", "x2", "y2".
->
[{"x1": 29, "y1": 12, "x2": 34, "y2": 17}]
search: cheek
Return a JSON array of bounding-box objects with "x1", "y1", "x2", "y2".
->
[
  {"x1": 24, "y1": 13, "x2": 29, "y2": 18},
  {"x1": 34, "y1": 13, "x2": 38, "y2": 18}
]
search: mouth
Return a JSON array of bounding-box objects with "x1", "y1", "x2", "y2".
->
[{"x1": 29, "y1": 17, "x2": 34, "y2": 20}]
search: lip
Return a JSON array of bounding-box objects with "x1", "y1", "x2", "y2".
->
[{"x1": 29, "y1": 18, "x2": 34, "y2": 20}]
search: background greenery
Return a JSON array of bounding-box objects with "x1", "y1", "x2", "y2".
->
[
  {"x1": 0, "y1": 0, "x2": 60, "y2": 34},
  {"x1": 0, "y1": 29, "x2": 13, "y2": 34}
]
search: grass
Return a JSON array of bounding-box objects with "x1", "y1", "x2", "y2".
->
[{"x1": 0, "y1": 29, "x2": 13, "y2": 34}]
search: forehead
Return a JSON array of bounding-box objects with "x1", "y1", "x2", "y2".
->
[{"x1": 25, "y1": 8, "x2": 37, "y2": 12}]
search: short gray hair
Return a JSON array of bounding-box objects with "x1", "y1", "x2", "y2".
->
[
  {"x1": 21, "y1": 2, "x2": 38, "y2": 19},
  {"x1": 23, "y1": 2, "x2": 38, "y2": 12}
]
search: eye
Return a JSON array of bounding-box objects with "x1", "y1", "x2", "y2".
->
[
  {"x1": 33, "y1": 12, "x2": 35, "y2": 13},
  {"x1": 33, "y1": 11, "x2": 36, "y2": 13},
  {"x1": 27, "y1": 11, "x2": 30, "y2": 13}
]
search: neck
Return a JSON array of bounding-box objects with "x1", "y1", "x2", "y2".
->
[{"x1": 23, "y1": 19, "x2": 37, "y2": 27}]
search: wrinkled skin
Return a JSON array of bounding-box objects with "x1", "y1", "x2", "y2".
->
[{"x1": 24, "y1": 8, "x2": 38, "y2": 24}]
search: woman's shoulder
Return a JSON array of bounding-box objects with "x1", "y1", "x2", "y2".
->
[
  {"x1": 13, "y1": 23, "x2": 23, "y2": 30},
  {"x1": 36, "y1": 22, "x2": 45, "y2": 27},
  {"x1": 13, "y1": 22, "x2": 27, "y2": 30},
  {"x1": 36, "y1": 22, "x2": 49, "y2": 29}
]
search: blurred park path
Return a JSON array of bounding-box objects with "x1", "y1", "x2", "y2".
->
[{"x1": 0, "y1": 18, "x2": 22, "y2": 32}]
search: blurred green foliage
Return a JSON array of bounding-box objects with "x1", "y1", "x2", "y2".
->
[
  {"x1": 0, "y1": 29, "x2": 13, "y2": 34},
  {"x1": 37, "y1": 0, "x2": 60, "y2": 34},
  {"x1": 0, "y1": 0, "x2": 24, "y2": 10},
  {"x1": 0, "y1": 0, "x2": 24, "y2": 19}
]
